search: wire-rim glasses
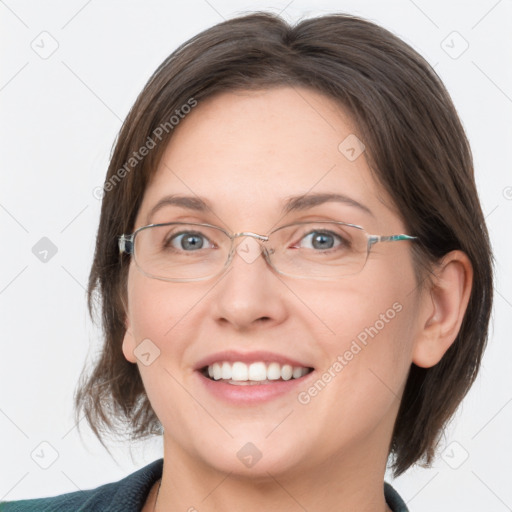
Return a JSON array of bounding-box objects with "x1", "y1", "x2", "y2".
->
[{"x1": 118, "y1": 221, "x2": 417, "y2": 282}]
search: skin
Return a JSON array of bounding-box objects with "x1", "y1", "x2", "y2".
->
[{"x1": 122, "y1": 87, "x2": 472, "y2": 511}]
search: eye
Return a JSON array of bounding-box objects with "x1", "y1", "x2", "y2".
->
[
  {"x1": 298, "y1": 230, "x2": 347, "y2": 251},
  {"x1": 166, "y1": 231, "x2": 213, "y2": 251}
]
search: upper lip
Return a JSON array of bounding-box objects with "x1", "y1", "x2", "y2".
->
[{"x1": 194, "y1": 350, "x2": 314, "y2": 371}]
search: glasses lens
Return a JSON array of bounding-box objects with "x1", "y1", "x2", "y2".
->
[
  {"x1": 134, "y1": 223, "x2": 231, "y2": 281},
  {"x1": 268, "y1": 222, "x2": 369, "y2": 278}
]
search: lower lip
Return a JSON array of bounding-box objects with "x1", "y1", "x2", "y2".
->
[{"x1": 196, "y1": 370, "x2": 315, "y2": 405}]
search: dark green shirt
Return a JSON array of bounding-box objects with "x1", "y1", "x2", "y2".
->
[{"x1": 0, "y1": 458, "x2": 409, "y2": 511}]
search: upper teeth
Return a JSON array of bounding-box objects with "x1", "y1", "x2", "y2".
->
[{"x1": 207, "y1": 361, "x2": 310, "y2": 382}]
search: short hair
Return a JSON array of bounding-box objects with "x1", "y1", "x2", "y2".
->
[{"x1": 75, "y1": 12, "x2": 493, "y2": 476}]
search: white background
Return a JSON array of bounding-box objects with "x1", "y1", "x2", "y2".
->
[{"x1": 1, "y1": 1, "x2": 511, "y2": 510}]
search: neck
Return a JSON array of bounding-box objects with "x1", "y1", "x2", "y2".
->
[{"x1": 154, "y1": 436, "x2": 392, "y2": 512}]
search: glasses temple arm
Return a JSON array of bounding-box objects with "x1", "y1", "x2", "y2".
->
[
  {"x1": 118, "y1": 234, "x2": 134, "y2": 254},
  {"x1": 367, "y1": 234, "x2": 417, "y2": 248}
]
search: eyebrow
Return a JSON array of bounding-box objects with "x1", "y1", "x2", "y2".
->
[
  {"x1": 147, "y1": 195, "x2": 210, "y2": 223},
  {"x1": 147, "y1": 192, "x2": 373, "y2": 223},
  {"x1": 282, "y1": 193, "x2": 373, "y2": 217}
]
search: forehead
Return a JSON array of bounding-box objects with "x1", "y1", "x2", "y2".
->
[
  {"x1": 159, "y1": 87, "x2": 361, "y2": 177},
  {"x1": 138, "y1": 87, "x2": 398, "y2": 230}
]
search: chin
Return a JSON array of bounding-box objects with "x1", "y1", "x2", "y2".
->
[{"x1": 192, "y1": 434, "x2": 310, "y2": 479}]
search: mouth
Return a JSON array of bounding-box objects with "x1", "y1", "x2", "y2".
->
[
  {"x1": 200, "y1": 361, "x2": 314, "y2": 386},
  {"x1": 194, "y1": 350, "x2": 316, "y2": 404}
]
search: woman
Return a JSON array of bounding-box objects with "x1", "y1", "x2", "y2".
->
[{"x1": 1, "y1": 11, "x2": 492, "y2": 512}]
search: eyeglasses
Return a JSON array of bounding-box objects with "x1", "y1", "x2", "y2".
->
[{"x1": 118, "y1": 221, "x2": 417, "y2": 282}]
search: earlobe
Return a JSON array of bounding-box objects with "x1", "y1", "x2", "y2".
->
[{"x1": 412, "y1": 250, "x2": 473, "y2": 368}]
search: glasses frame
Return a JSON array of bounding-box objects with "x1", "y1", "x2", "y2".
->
[{"x1": 118, "y1": 220, "x2": 417, "y2": 282}]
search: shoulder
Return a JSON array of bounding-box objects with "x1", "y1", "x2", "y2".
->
[
  {"x1": 0, "y1": 459, "x2": 163, "y2": 512},
  {"x1": 384, "y1": 482, "x2": 409, "y2": 512}
]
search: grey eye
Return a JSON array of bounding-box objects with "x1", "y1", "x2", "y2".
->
[
  {"x1": 299, "y1": 231, "x2": 344, "y2": 250},
  {"x1": 168, "y1": 232, "x2": 209, "y2": 251}
]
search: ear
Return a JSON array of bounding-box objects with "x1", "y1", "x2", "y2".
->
[
  {"x1": 121, "y1": 314, "x2": 138, "y2": 364},
  {"x1": 412, "y1": 250, "x2": 473, "y2": 368}
]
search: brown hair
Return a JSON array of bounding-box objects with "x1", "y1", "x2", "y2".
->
[{"x1": 75, "y1": 12, "x2": 493, "y2": 476}]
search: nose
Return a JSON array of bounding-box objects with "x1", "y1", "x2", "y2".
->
[{"x1": 210, "y1": 236, "x2": 288, "y2": 331}]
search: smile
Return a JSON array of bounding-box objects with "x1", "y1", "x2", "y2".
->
[{"x1": 202, "y1": 361, "x2": 313, "y2": 384}]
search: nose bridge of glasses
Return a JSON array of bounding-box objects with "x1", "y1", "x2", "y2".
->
[
  {"x1": 228, "y1": 231, "x2": 274, "y2": 269},
  {"x1": 232, "y1": 231, "x2": 269, "y2": 242},
  {"x1": 229, "y1": 232, "x2": 270, "y2": 257}
]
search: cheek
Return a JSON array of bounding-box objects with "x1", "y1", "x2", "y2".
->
[
  {"x1": 313, "y1": 300, "x2": 412, "y2": 400},
  {"x1": 124, "y1": 271, "x2": 209, "y2": 440},
  {"x1": 266, "y1": 275, "x2": 419, "y2": 465},
  {"x1": 302, "y1": 258, "x2": 416, "y2": 356},
  {"x1": 126, "y1": 267, "x2": 206, "y2": 347},
  {"x1": 300, "y1": 265, "x2": 418, "y2": 416},
  {"x1": 123, "y1": 269, "x2": 206, "y2": 418}
]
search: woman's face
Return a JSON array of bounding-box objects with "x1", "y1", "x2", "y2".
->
[{"x1": 122, "y1": 87, "x2": 425, "y2": 478}]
